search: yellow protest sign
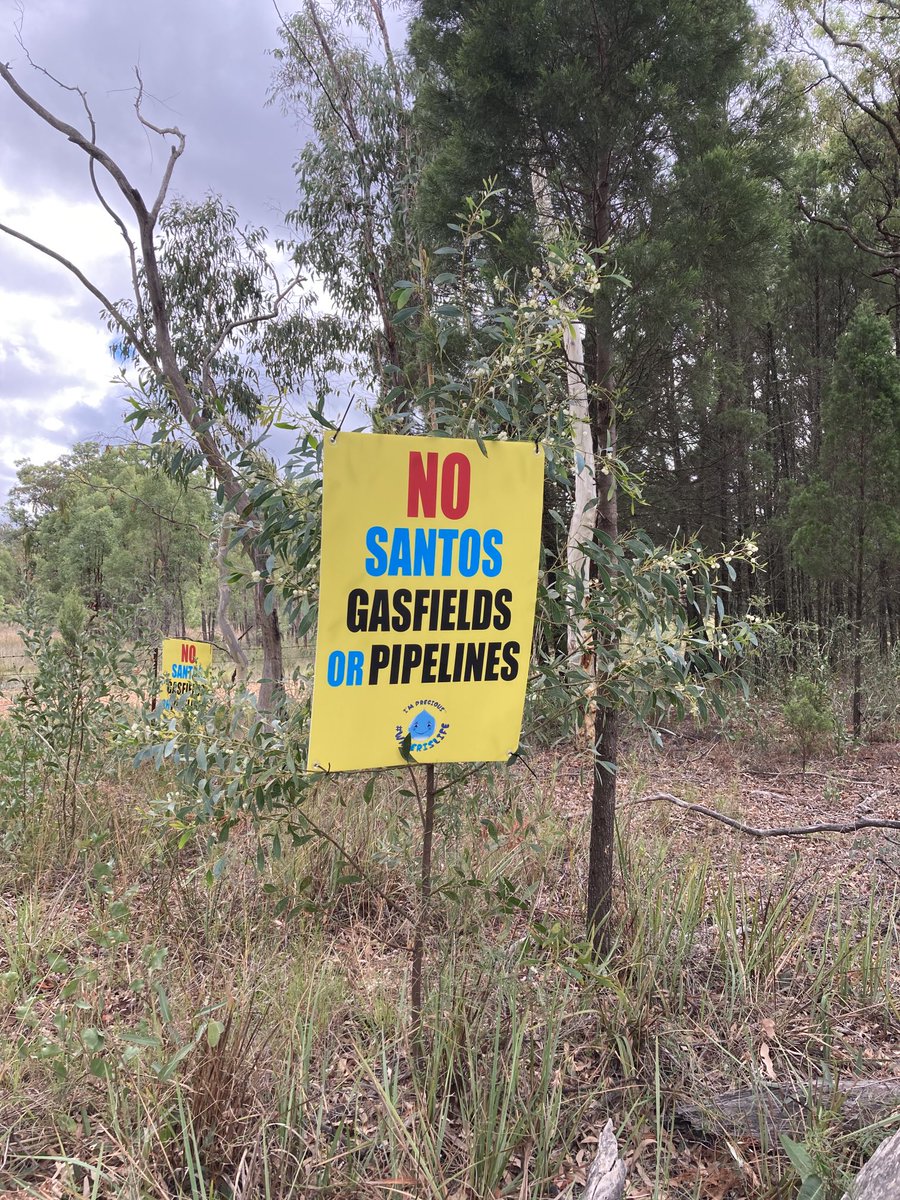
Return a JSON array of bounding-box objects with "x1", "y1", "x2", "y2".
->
[
  {"x1": 308, "y1": 433, "x2": 544, "y2": 772},
  {"x1": 158, "y1": 637, "x2": 213, "y2": 709}
]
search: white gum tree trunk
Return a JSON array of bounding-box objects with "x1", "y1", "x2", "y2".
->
[{"x1": 531, "y1": 169, "x2": 597, "y2": 664}]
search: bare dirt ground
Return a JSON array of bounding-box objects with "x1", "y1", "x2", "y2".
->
[{"x1": 549, "y1": 727, "x2": 899, "y2": 894}]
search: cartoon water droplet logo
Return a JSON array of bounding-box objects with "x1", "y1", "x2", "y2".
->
[
  {"x1": 408, "y1": 709, "x2": 436, "y2": 740},
  {"x1": 395, "y1": 699, "x2": 450, "y2": 751}
]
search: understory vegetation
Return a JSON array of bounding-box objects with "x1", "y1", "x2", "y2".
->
[{"x1": 0, "y1": 617, "x2": 897, "y2": 1199}]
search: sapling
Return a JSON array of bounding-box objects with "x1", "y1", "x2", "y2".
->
[{"x1": 782, "y1": 675, "x2": 835, "y2": 774}]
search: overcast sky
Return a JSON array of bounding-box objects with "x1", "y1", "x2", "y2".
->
[{"x1": 0, "y1": 0, "x2": 344, "y2": 503}]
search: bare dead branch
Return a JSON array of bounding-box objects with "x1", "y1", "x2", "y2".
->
[
  {"x1": 12, "y1": 45, "x2": 152, "y2": 349},
  {"x1": 133, "y1": 68, "x2": 186, "y2": 222},
  {"x1": 0, "y1": 61, "x2": 152, "y2": 220},
  {"x1": 637, "y1": 792, "x2": 900, "y2": 837},
  {"x1": 796, "y1": 194, "x2": 900, "y2": 268},
  {"x1": 0, "y1": 219, "x2": 149, "y2": 356}
]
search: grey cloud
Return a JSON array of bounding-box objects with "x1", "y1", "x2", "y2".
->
[
  {"x1": 0, "y1": 358, "x2": 95, "y2": 403},
  {"x1": 0, "y1": 388, "x2": 128, "y2": 504},
  {"x1": 57, "y1": 393, "x2": 131, "y2": 445},
  {"x1": 1, "y1": 0, "x2": 306, "y2": 232}
]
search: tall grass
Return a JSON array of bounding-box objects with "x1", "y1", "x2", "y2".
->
[
  {"x1": 0, "y1": 612, "x2": 897, "y2": 1196},
  {"x1": 1, "y1": 749, "x2": 897, "y2": 1198}
]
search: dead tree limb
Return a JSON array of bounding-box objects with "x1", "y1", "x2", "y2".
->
[
  {"x1": 637, "y1": 793, "x2": 900, "y2": 837},
  {"x1": 582, "y1": 1119, "x2": 626, "y2": 1200},
  {"x1": 678, "y1": 1078, "x2": 900, "y2": 1142}
]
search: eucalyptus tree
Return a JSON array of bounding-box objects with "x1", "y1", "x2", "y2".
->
[
  {"x1": 272, "y1": 0, "x2": 421, "y2": 415},
  {"x1": 0, "y1": 60, "x2": 324, "y2": 707},
  {"x1": 787, "y1": 0, "x2": 900, "y2": 345},
  {"x1": 5, "y1": 443, "x2": 217, "y2": 638}
]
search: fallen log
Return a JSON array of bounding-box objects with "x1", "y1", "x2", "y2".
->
[
  {"x1": 635, "y1": 792, "x2": 900, "y2": 837},
  {"x1": 842, "y1": 1127, "x2": 900, "y2": 1200},
  {"x1": 677, "y1": 1078, "x2": 900, "y2": 1142}
]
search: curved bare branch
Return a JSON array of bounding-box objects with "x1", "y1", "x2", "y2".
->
[
  {"x1": 0, "y1": 218, "x2": 150, "y2": 357},
  {"x1": 133, "y1": 68, "x2": 186, "y2": 222},
  {"x1": 636, "y1": 792, "x2": 900, "y2": 837}
]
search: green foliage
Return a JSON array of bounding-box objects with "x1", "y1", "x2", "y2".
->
[
  {"x1": 272, "y1": 2, "x2": 417, "y2": 397},
  {"x1": 134, "y1": 689, "x2": 315, "y2": 891},
  {"x1": 790, "y1": 300, "x2": 900, "y2": 584},
  {"x1": 3, "y1": 442, "x2": 217, "y2": 637},
  {"x1": 782, "y1": 675, "x2": 835, "y2": 772},
  {"x1": 410, "y1": 0, "x2": 759, "y2": 249},
  {"x1": 0, "y1": 601, "x2": 143, "y2": 853},
  {"x1": 780, "y1": 1134, "x2": 825, "y2": 1200},
  {"x1": 0, "y1": 546, "x2": 20, "y2": 610},
  {"x1": 531, "y1": 530, "x2": 764, "y2": 743},
  {"x1": 123, "y1": 195, "x2": 330, "y2": 435}
]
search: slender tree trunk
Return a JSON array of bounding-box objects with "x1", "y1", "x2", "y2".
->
[
  {"x1": 251, "y1": 544, "x2": 284, "y2": 711},
  {"x1": 812, "y1": 264, "x2": 823, "y2": 460},
  {"x1": 586, "y1": 168, "x2": 618, "y2": 952},
  {"x1": 565, "y1": 322, "x2": 597, "y2": 665},
  {"x1": 852, "y1": 515, "x2": 865, "y2": 740},
  {"x1": 411, "y1": 762, "x2": 436, "y2": 1065},
  {"x1": 531, "y1": 169, "x2": 597, "y2": 664},
  {"x1": 587, "y1": 704, "x2": 617, "y2": 953},
  {"x1": 217, "y1": 518, "x2": 249, "y2": 683},
  {"x1": 877, "y1": 559, "x2": 889, "y2": 652}
]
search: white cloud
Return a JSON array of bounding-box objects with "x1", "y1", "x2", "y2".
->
[
  {"x1": 0, "y1": 429, "x2": 77, "y2": 471},
  {"x1": 0, "y1": 180, "x2": 129, "y2": 481},
  {"x1": 0, "y1": 0, "x2": 347, "y2": 499},
  {"x1": 0, "y1": 180, "x2": 124, "y2": 271}
]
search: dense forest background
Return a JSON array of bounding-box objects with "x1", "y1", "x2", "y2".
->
[{"x1": 1, "y1": 0, "x2": 897, "y2": 662}]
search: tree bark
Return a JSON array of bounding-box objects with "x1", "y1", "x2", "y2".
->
[
  {"x1": 216, "y1": 518, "x2": 249, "y2": 683},
  {"x1": 586, "y1": 156, "x2": 618, "y2": 954},
  {"x1": 677, "y1": 1078, "x2": 900, "y2": 1141},
  {"x1": 582, "y1": 1120, "x2": 626, "y2": 1200},
  {"x1": 251, "y1": 546, "x2": 284, "y2": 712},
  {"x1": 853, "y1": 475, "x2": 866, "y2": 739},
  {"x1": 587, "y1": 703, "x2": 617, "y2": 953},
  {"x1": 531, "y1": 169, "x2": 597, "y2": 665}
]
